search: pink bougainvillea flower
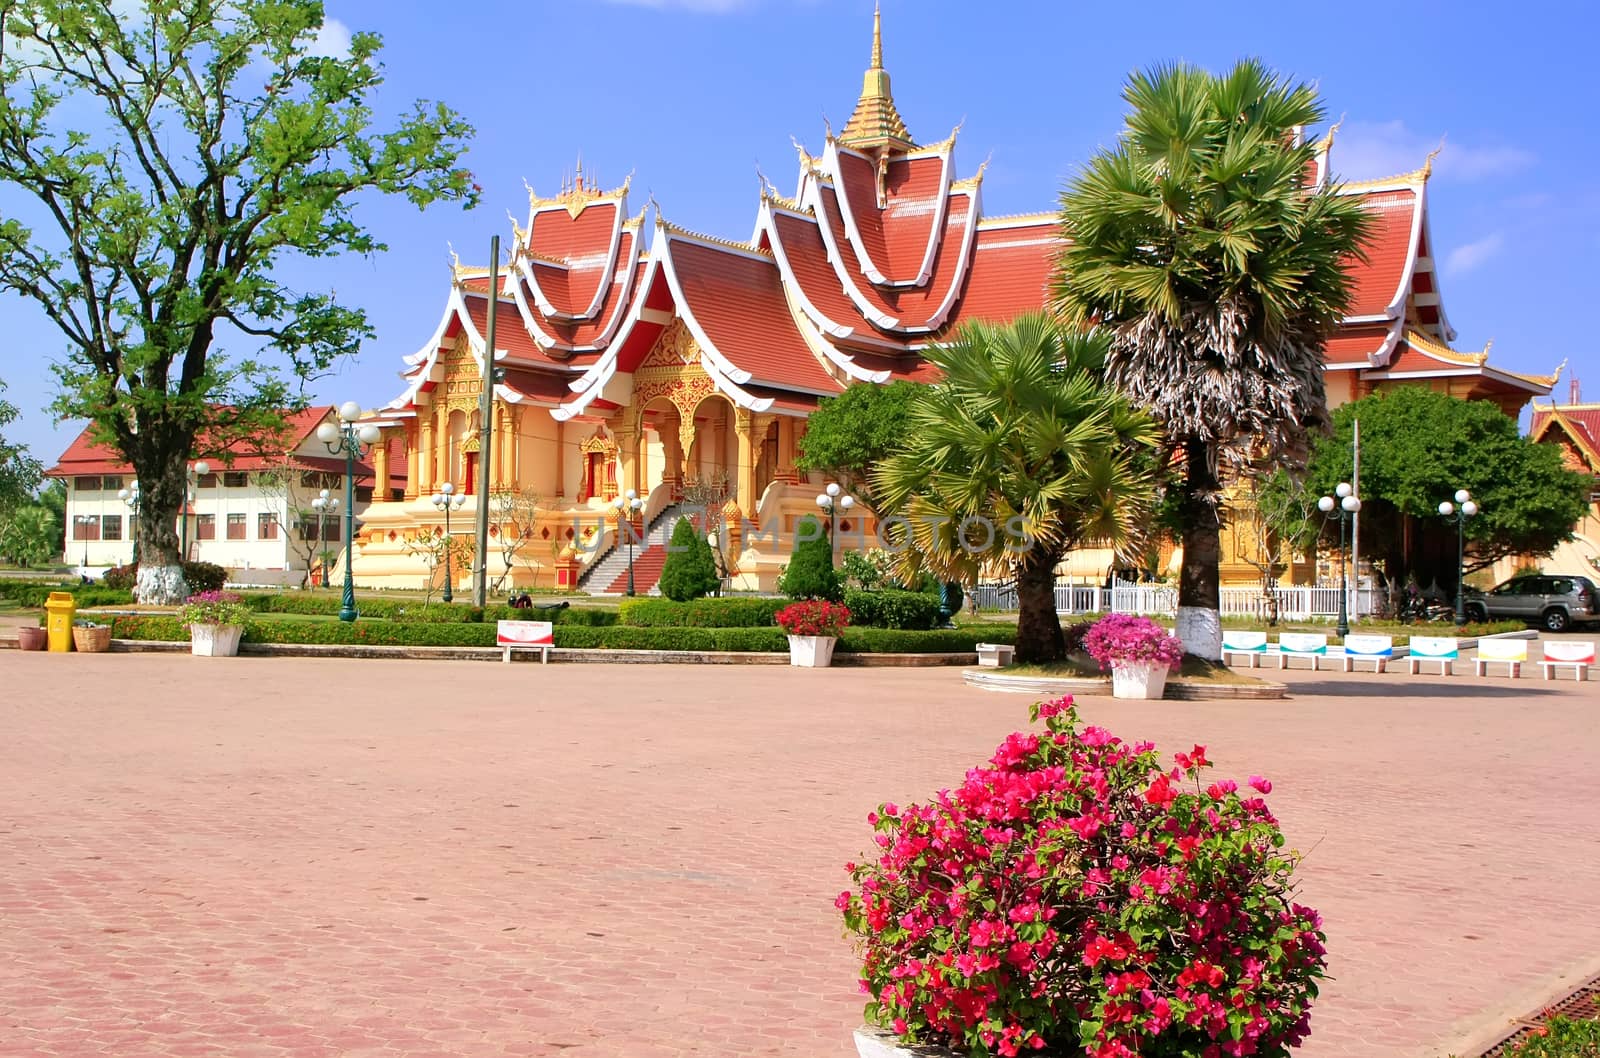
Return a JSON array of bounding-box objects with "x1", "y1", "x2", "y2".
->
[{"x1": 1249, "y1": 775, "x2": 1273, "y2": 794}]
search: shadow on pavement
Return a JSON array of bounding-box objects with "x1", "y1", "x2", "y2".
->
[{"x1": 1286, "y1": 680, "x2": 1557, "y2": 699}]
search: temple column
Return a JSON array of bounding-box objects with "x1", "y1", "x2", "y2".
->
[
  {"x1": 661, "y1": 410, "x2": 684, "y2": 496},
  {"x1": 776, "y1": 415, "x2": 799, "y2": 483},
  {"x1": 434, "y1": 404, "x2": 450, "y2": 488},
  {"x1": 372, "y1": 430, "x2": 390, "y2": 499},
  {"x1": 735, "y1": 408, "x2": 756, "y2": 520},
  {"x1": 418, "y1": 411, "x2": 435, "y2": 496},
  {"x1": 496, "y1": 405, "x2": 513, "y2": 490},
  {"x1": 616, "y1": 415, "x2": 641, "y2": 499},
  {"x1": 553, "y1": 421, "x2": 565, "y2": 500},
  {"x1": 404, "y1": 424, "x2": 419, "y2": 499}
]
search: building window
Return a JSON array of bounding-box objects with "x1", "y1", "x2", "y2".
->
[
  {"x1": 74, "y1": 476, "x2": 101, "y2": 492},
  {"x1": 196, "y1": 473, "x2": 218, "y2": 489},
  {"x1": 258, "y1": 513, "x2": 278, "y2": 540},
  {"x1": 101, "y1": 476, "x2": 123, "y2": 491},
  {"x1": 355, "y1": 486, "x2": 373, "y2": 504},
  {"x1": 101, "y1": 515, "x2": 123, "y2": 541},
  {"x1": 226, "y1": 513, "x2": 247, "y2": 540},
  {"x1": 222, "y1": 471, "x2": 248, "y2": 488},
  {"x1": 196, "y1": 514, "x2": 216, "y2": 540},
  {"x1": 72, "y1": 516, "x2": 100, "y2": 541}
]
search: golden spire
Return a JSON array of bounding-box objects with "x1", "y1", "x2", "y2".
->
[{"x1": 839, "y1": 3, "x2": 916, "y2": 153}]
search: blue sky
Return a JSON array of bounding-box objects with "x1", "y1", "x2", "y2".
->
[{"x1": 5, "y1": 0, "x2": 1596, "y2": 468}]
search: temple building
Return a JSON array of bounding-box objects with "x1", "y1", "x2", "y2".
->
[
  {"x1": 1526, "y1": 384, "x2": 1600, "y2": 576},
  {"x1": 351, "y1": 12, "x2": 1561, "y2": 595}
]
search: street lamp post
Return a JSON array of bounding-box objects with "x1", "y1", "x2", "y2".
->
[
  {"x1": 311, "y1": 488, "x2": 340, "y2": 587},
  {"x1": 431, "y1": 482, "x2": 466, "y2": 603},
  {"x1": 1438, "y1": 489, "x2": 1480, "y2": 627},
  {"x1": 74, "y1": 514, "x2": 93, "y2": 571},
  {"x1": 1317, "y1": 482, "x2": 1362, "y2": 639},
  {"x1": 180, "y1": 460, "x2": 210, "y2": 562},
  {"x1": 814, "y1": 482, "x2": 854, "y2": 554},
  {"x1": 315, "y1": 401, "x2": 382, "y2": 622},
  {"x1": 609, "y1": 489, "x2": 645, "y2": 596},
  {"x1": 117, "y1": 481, "x2": 141, "y2": 565}
]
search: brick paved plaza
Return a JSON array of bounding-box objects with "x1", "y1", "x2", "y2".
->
[{"x1": 2, "y1": 653, "x2": 1596, "y2": 1058}]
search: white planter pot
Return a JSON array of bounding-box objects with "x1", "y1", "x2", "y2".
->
[
  {"x1": 1110, "y1": 659, "x2": 1170, "y2": 699},
  {"x1": 190, "y1": 623, "x2": 244, "y2": 657},
  {"x1": 787, "y1": 634, "x2": 837, "y2": 667},
  {"x1": 854, "y1": 1025, "x2": 949, "y2": 1057}
]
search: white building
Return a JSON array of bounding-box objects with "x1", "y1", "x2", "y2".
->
[{"x1": 46, "y1": 407, "x2": 393, "y2": 585}]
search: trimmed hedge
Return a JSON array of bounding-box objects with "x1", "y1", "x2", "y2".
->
[
  {"x1": 619, "y1": 597, "x2": 787, "y2": 628},
  {"x1": 107, "y1": 614, "x2": 1011, "y2": 653},
  {"x1": 844, "y1": 588, "x2": 942, "y2": 630},
  {"x1": 240, "y1": 593, "x2": 617, "y2": 626},
  {"x1": 0, "y1": 581, "x2": 135, "y2": 608}
]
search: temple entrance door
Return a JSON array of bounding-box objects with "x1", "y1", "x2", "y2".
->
[
  {"x1": 464, "y1": 452, "x2": 478, "y2": 495},
  {"x1": 581, "y1": 451, "x2": 603, "y2": 502}
]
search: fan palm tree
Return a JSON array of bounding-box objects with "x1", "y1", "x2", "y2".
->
[
  {"x1": 872, "y1": 314, "x2": 1159, "y2": 664},
  {"x1": 1053, "y1": 60, "x2": 1371, "y2": 659}
]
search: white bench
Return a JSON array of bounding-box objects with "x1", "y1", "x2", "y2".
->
[
  {"x1": 1539, "y1": 640, "x2": 1593, "y2": 681},
  {"x1": 1406, "y1": 636, "x2": 1459, "y2": 675},
  {"x1": 1276, "y1": 633, "x2": 1330, "y2": 670},
  {"x1": 1222, "y1": 631, "x2": 1269, "y2": 668},
  {"x1": 1474, "y1": 637, "x2": 1527, "y2": 678},
  {"x1": 1340, "y1": 634, "x2": 1394, "y2": 673},
  {"x1": 976, "y1": 642, "x2": 1015, "y2": 668},
  {"x1": 497, "y1": 620, "x2": 554, "y2": 663}
]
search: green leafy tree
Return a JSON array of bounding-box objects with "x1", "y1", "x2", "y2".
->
[
  {"x1": 778, "y1": 514, "x2": 842, "y2": 601},
  {"x1": 1301, "y1": 387, "x2": 1590, "y2": 585},
  {"x1": 0, "y1": 502, "x2": 55, "y2": 566},
  {"x1": 0, "y1": 380, "x2": 42, "y2": 515},
  {"x1": 657, "y1": 516, "x2": 718, "y2": 601},
  {"x1": 0, "y1": 0, "x2": 477, "y2": 603},
  {"x1": 1054, "y1": 60, "x2": 1371, "y2": 658},
  {"x1": 872, "y1": 315, "x2": 1160, "y2": 664},
  {"x1": 796, "y1": 380, "x2": 922, "y2": 512}
]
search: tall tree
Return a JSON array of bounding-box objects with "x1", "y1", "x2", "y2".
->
[
  {"x1": 872, "y1": 315, "x2": 1159, "y2": 664},
  {"x1": 796, "y1": 379, "x2": 922, "y2": 512},
  {"x1": 1299, "y1": 387, "x2": 1590, "y2": 586},
  {"x1": 1054, "y1": 60, "x2": 1371, "y2": 658},
  {"x1": 0, "y1": 0, "x2": 477, "y2": 602},
  {"x1": 0, "y1": 379, "x2": 42, "y2": 515}
]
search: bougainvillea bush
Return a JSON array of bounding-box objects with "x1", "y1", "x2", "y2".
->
[
  {"x1": 1082, "y1": 614, "x2": 1186, "y2": 670},
  {"x1": 774, "y1": 600, "x2": 852, "y2": 638},
  {"x1": 838, "y1": 697, "x2": 1324, "y2": 1058}
]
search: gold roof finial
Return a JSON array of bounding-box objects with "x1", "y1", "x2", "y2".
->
[
  {"x1": 839, "y1": 2, "x2": 916, "y2": 153},
  {"x1": 1422, "y1": 137, "x2": 1445, "y2": 179},
  {"x1": 871, "y1": 1, "x2": 883, "y2": 69}
]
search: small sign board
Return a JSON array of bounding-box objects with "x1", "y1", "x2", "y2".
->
[{"x1": 496, "y1": 620, "x2": 554, "y2": 647}]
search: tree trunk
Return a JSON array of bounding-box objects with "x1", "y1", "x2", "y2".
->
[
  {"x1": 1013, "y1": 544, "x2": 1065, "y2": 664},
  {"x1": 130, "y1": 439, "x2": 189, "y2": 605},
  {"x1": 1176, "y1": 437, "x2": 1222, "y2": 660}
]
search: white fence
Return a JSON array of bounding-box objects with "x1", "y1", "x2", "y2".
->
[{"x1": 973, "y1": 579, "x2": 1380, "y2": 620}]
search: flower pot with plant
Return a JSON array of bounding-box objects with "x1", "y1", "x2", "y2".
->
[
  {"x1": 839, "y1": 696, "x2": 1326, "y2": 1058},
  {"x1": 775, "y1": 600, "x2": 851, "y2": 667},
  {"x1": 180, "y1": 590, "x2": 251, "y2": 657},
  {"x1": 1082, "y1": 613, "x2": 1185, "y2": 698}
]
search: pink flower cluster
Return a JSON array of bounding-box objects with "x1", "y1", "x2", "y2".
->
[
  {"x1": 1081, "y1": 614, "x2": 1185, "y2": 669},
  {"x1": 838, "y1": 696, "x2": 1325, "y2": 1058},
  {"x1": 775, "y1": 600, "x2": 851, "y2": 637}
]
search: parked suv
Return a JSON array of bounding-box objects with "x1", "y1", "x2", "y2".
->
[{"x1": 1463, "y1": 574, "x2": 1600, "y2": 632}]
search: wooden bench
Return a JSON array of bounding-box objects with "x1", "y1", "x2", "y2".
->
[
  {"x1": 1473, "y1": 637, "x2": 1527, "y2": 678},
  {"x1": 1340, "y1": 634, "x2": 1394, "y2": 673},
  {"x1": 1276, "y1": 633, "x2": 1330, "y2": 670},
  {"x1": 1405, "y1": 636, "x2": 1459, "y2": 675},
  {"x1": 1538, "y1": 640, "x2": 1593, "y2": 681},
  {"x1": 1222, "y1": 631, "x2": 1269, "y2": 668},
  {"x1": 497, "y1": 620, "x2": 554, "y2": 663},
  {"x1": 976, "y1": 642, "x2": 1015, "y2": 668}
]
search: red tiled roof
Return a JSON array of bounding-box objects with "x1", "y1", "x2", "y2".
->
[
  {"x1": 832, "y1": 150, "x2": 949, "y2": 284},
  {"x1": 1532, "y1": 405, "x2": 1600, "y2": 467},
  {"x1": 1342, "y1": 187, "x2": 1417, "y2": 318},
  {"x1": 527, "y1": 200, "x2": 620, "y2": 275},
  {"x1": 935, "y1": 225, "x2": 1057, "y2": 328},
  {"x1": 461, "y1": 292, "x2": 595, "y2": 368},
  {"x1": 512, "y1": 231, "x2": 642, "y2": 354},
  {"x1": 1324, "y1": 323, "x2": 1395, "y2": 367},
  {"x1": 501, "y1": 367, "x2": 584, "y2": 406}
]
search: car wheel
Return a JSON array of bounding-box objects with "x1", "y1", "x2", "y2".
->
[
  {"x1": 1542, "y1": 609, "x2": 1571, "y2": 633},
  {"x1": 1466, "y1": 603, "x2": 1488, "y2": 623}
]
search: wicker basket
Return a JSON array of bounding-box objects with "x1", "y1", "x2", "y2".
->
[{"x1": 72, "y1": 625, "x2": 112, "y2": 653}]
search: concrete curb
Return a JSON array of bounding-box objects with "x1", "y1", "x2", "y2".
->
[
  {"x1": 961, "y1": 669, "x2": 1289, "y2": 700},
  {"x1": 104, "y1": 640, "x2": 976, "y2": 666}
]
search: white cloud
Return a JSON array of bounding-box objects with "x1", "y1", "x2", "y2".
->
[
  {"x1": 306, "y1": 17, "x2": 352, "y2": 59},
  {"x1": 1445, "y1": 232, "x2": 1505, "y2": 275},
  {"x1": 597, "y1": 0, "x2": 753, "y2": 9},
  {"x1": 1332, "y1": 120, "x2": 1535, "y2": 183}
]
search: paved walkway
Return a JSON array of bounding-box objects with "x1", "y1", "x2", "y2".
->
[{"x1": 1, "y1": 654, "x2": 1596, "y2": 1058}]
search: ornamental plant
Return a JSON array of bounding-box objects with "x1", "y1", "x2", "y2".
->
[
  {"x1": 180, "y1": 590, "x2": 251, "y2": 628},
  {"x1": 839, "y1": 697, "x2": 1325, "y2": 1058},
  {"x1": 774, "y1": 599, "x2": 851, "y2": 638},
  {"x1": 1082, "y1": 613, "x2": 1185, "y2": 670}
]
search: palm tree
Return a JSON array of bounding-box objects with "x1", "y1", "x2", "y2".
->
[
  {"x1": 872, "y1": 315, "x2": 1159, "y2": 664},
  {"x1": 1053, "y1": 60, "x2": 1371, "y2": 659}
]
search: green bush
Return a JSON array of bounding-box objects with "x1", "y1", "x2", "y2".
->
[
  {"x1": 657, "y1": 517, "x2": 719, "y2": 601},
  {"x1": 183, "y1": 561, "x2": 228, "y2": 593},
  {"x1": 619, "y1": 597, "x2": 787, "y2": 628},
  {"x1": 778, "y1": 515, "x2": 841, "y2": 601},
  {"x1": 238, "y1": 593, "x2": 617, "y2": 626},
  {"x1": 102, "y1": 564, "x2": 136, "y2": 590},
  {"x1": 843, "y1": 588, "x2": 941, "y2": 630},
  {"x1": 1507, "y1": 1017, "x2": 1600, "y2": 1058},
  {"x1": 838, "y1": 626, "x2": 1016, "y2": 653},
  {"x1": 0, "y1": 581, "x2": 135, "y2": 608}
]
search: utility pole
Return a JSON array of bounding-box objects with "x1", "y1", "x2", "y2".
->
[{"x1": 472, "y1": 234, "x2": 500, "y2": 607}]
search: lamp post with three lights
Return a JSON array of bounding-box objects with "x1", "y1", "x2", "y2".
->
[
  {"x1": 610, "y1": 489, "x2": 645, "y2": 596},
  {"x1": 74, "y1": 513, "x2": 94, "y2": 571},
  {"x1": 180, "y1": 460, "x2": 210, "y2": 562},
  {"x1": 117, "y1": 480, "x2": 141, "y2": 564},
  {"x1": 315, "y1": 401, "x2": 382, "y2": 622},
  {"x1": 815, "y1": 482, "x2": 854, "y2": 555},
  {"x1": 432, "y1": 483, "x2": 467, "y2": 603},
  {"x1": 1438, "y1": 489, "x2": 1479, "y2": 627},
  {"x1": 1317, "y1": 482, "x2": 1361, "y2": 639}
]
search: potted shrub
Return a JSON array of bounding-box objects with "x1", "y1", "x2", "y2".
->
[
  {"x1": 774, "y1": 599, "x2": 851, "y2": 667},
  {"x1": 180, "y1": 590, "x2": 251, "y2": 657},
  {"x1": 840, "y1": 696, "x2": 1326, "y2": 1058},
  {"x1": 1082, "y1": 613, "x2": 1185, "y2": 699}
]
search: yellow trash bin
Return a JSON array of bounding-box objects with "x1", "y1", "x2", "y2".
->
[{"x1": 44, "y1": 591, "x2": 77, "y2": 652}]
